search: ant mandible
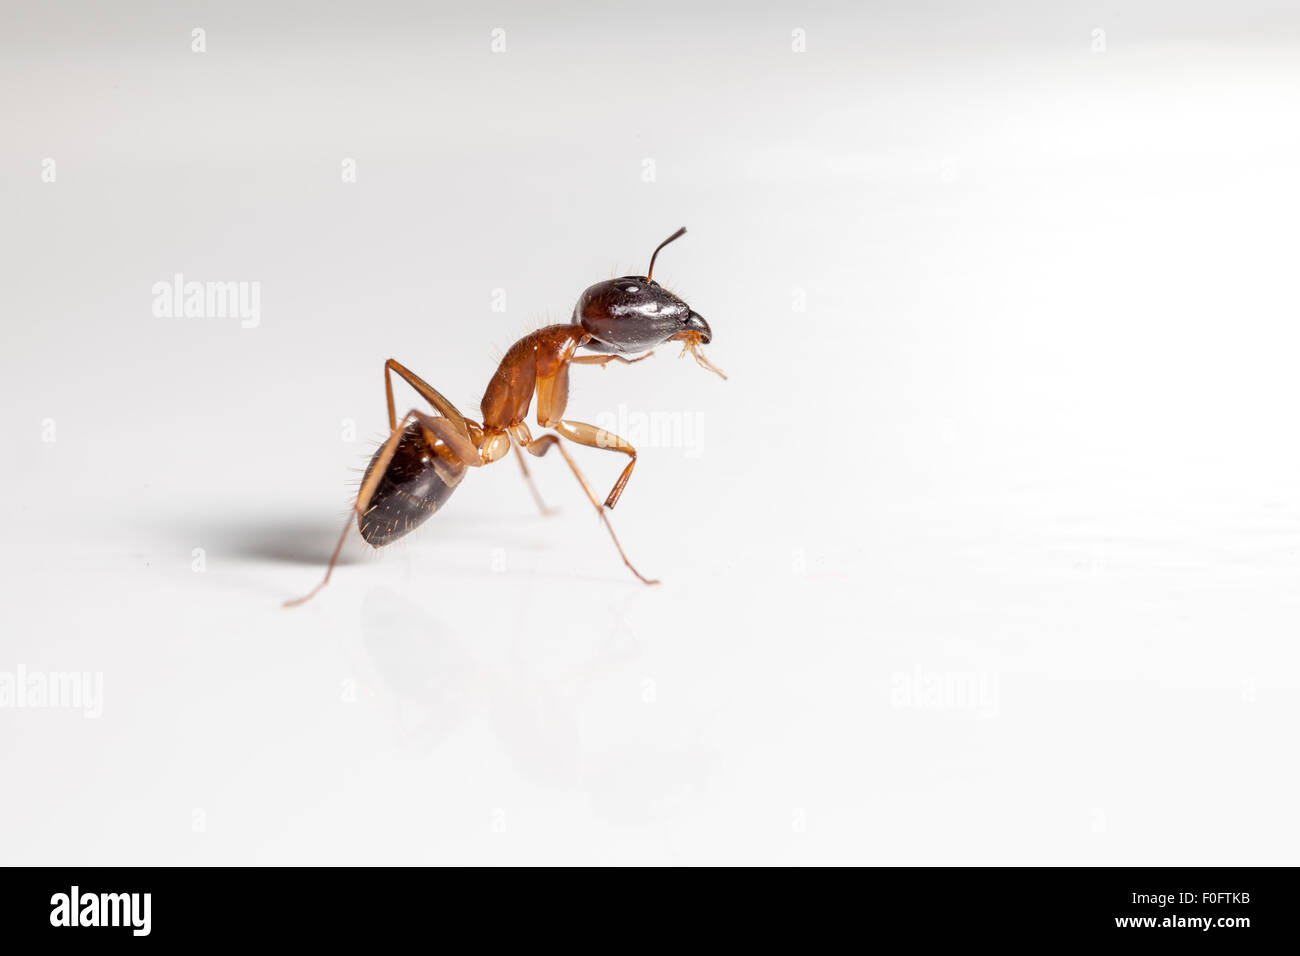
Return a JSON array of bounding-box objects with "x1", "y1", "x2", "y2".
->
[{"x1": 285, "y1": 227, "x2": 725, "y2": 607}]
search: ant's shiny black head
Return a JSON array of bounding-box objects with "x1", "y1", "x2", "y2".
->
[{"x1": 573, "y1": 227, "x2": 712, "y2": 355}]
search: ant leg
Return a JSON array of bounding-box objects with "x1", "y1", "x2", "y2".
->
[
  {"x1": 285, "y1": 408, "x2": 424, "y2": 608},
  {"x1": 282, "y1": 513, "x2": 355, "y2": 609},
  {"x1": 412, "y1": 411, "x2": 483, "y2": 466},
  {"x1": 524, "y1": 434, "x2": 658, "y2": 585},
  {"x1": 533, "y1": 362, "x2": 637, "y2": 508},
  {"x1": 284, "y1": 408, "x2": 477, "y2": 608},
  {"x1": 505, "y1": 424, "x2": 556, "y2": 516},
  {"x1": 545, "y1": 421, "x2": 638, "y2": 509},
  {"x1": 384, "y1": 358, "x2": 472, "y2": 432},
  {"x1": 570, "y1": 352, "x2": 655, "y2": 368}
]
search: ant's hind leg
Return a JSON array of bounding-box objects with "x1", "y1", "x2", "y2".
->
[
  {"x1": 282, "y1": 512, "x2": 355, "y2": 609},
  {"x1": 284, "y1": 409, "x2": 421, "y2": 608},
  {"x1": 523, "y1": 434, "x2": 658, "y2": 586},
  {"x1": 412, "y1": 411, "x2": 483, "y2": 466},
  {"x1": 284, "y1": 408, "x2": 475, "y2": 608},
  {"x1": 384, "y1": 358, "x2": 473, "y2": 432}
]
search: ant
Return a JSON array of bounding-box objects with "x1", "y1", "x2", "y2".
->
[{"x1": 285, "y1": 227, "x2": 725, "y2": 607}]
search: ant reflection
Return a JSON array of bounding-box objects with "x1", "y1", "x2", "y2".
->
[{"x1": 351, "y1": 588, "x2": 718, "y2": 829}]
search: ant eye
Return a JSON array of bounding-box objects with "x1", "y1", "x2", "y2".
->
[{"x1": 623, "y1": 285, "x2": 640, "y2": 293}]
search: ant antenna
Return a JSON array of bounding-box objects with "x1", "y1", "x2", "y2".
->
[{"x1": 646, "y1": 227, "x2": 686, "y2": 283}]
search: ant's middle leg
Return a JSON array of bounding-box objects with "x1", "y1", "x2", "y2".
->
[
  {"x1": 506, "y1": 423, "x2": 556, "y2": 516},
  {"x1": 523, "y1": 433, "x2": 658, "y2": 585}
]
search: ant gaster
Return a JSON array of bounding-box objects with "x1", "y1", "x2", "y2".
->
[{"x1": 285, "y1": 227, "x2": 724, "y2": 607}]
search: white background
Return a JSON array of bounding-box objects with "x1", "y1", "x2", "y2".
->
[{"x1": 3, "y1": 2, "x2": 1299, "y2": 864}]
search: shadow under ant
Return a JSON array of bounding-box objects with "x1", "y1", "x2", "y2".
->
[
  {"x1": 164, "y1": 502, "x2": 606, "y2": 577},
  {"x1": 154, "y1": 514, "x2": 369, "y2": 567}
]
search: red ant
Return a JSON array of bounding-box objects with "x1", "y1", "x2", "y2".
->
[{"x1": 285, "y1": 228, "x2": 724, "y2": 607}]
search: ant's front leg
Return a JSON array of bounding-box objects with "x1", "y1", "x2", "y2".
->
[
  {"x1": 570, "y1": 351, "x2": 654, "y2": 369},
  {"x1": 522, "y1": 434, "x2": 658, "y2": 585},
  {"x1": 535, "y1": 362, "x2": 639, "y2": 509},
  {"x1": 541, "y1": 421, "x2": 638, "y2": 509}
]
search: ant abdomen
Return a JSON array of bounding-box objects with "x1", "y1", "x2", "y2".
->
[{"x1": 357, "y1": 423, "x2": 466, "y2": 547}]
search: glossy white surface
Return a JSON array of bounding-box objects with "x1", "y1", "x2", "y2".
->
[{"x1": 3, "y1": 2, "x2": 1298, "y2": 864}]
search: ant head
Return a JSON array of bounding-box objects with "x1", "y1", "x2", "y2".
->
[{"x1": 573, "y1": 227, "x2": 712, "y2": 356}]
